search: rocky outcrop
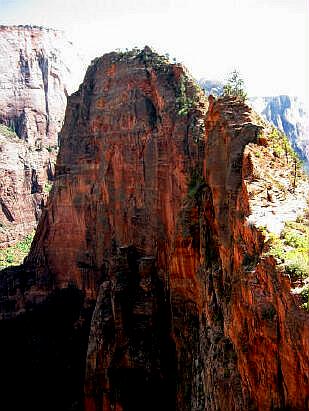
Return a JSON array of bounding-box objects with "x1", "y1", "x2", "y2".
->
[
  {"x1": 199, "y1": 80, "x2": 309, "y2": 171},
  {"x1": 0, "y1": 48, "x2": 308, "y2": 411},
  {"x1": 204, "y1": 97, "x2": 309, "y2": 410},
  {"x1": 0, "y1": 25, "x2": 85, "y2": 246},
  {"x1": 250, "y1": 95, "x2": 309, "y2": 170}
]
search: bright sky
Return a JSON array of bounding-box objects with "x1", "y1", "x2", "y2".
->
[{"x1": 1, "y1": 0, "x2": 308, "y2": 106}]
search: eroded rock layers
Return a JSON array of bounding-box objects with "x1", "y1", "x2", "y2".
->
[
  {"x1": 0, "y1": 48, "x2": 308, "y2": 411},
  {"x1": 0, "y1": 25, "x2": 84, "y2": 246}
]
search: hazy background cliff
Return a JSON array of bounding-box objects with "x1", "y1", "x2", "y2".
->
[{"x1": 0, "y1": 25, "x2": 86, "y2": 249}]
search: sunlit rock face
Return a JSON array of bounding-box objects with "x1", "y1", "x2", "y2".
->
[
  {"x1": 0, "y1": 25, "x2": 86, "y2": 246},
  {"x1": 0, "y1": 49, "x2": 308, "y2": 411},
  {"x1": 0, "y1": 129, "x2": 49, "y2": 248}
]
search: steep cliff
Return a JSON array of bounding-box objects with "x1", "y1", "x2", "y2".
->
[
  {"x1": 0, "y1": 25, "x2": 85, "y2": 246},
  {"x1": 0, "y1": 48, "x2": 308, "y2": 411},
  {"x1": 0, "y1": 125, "x2": 48, "y2": 250}
]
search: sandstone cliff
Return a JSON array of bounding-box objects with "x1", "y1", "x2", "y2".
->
[
  {"x1": 0, "y1": 25, "x2": 85, "y2": 246},
  {"x1": 0, "y1": 48, "x2": 308, "y2": 411},
  {"x1": 0, "y1": 125, "x2": 49, "y2": 249}
]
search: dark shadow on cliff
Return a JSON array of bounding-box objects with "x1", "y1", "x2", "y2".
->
[
  {"x1": 0, "y1": 284, "x2": 94, "y2": 411},
  {"x1": 85, "y1": 245, "x2": 178, "y2": 411}
]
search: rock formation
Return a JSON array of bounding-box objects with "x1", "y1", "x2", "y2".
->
[
  {"x1": 200, "y1": 79, "x2": 309, "y2": 171},
  {"x1": 0, "y1": 25, "x2": 85, "y2": 246},
  {"x1": 250, "y1": 95, "x2": 309, "y2": 170},
  {"x1": 0, "y1": 126, "x2": 49, "y2": 248},
  {"x1": 0, "y1": 48, "x2": 308, "y2": 411}
]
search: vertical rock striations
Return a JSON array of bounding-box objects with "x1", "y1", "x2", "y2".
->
[
  {"x1": 0, "y1": 25, "x2": 85, "y2": 246},
  {"x1": 0, "y1": 127, "x2": 48, "y2": 248},
  {"x1": 204, "y1": 96, "x2": 309, "y2": 410},
  {"x1": 0, "y1": 48, "x2": 308, "y2": 411}
]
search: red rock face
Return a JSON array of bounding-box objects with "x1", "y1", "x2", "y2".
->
[
  {"x1": 26, "y1": 50, "x2": 209, "y2": 409},
  {"x1": 204, "y1": 97, "x2": 309, "y2": 410},
  {"x1": 0, "y1": 48, "x2": 308, "y2": 411},
  {"x1": 28, "y1": 50, "x2": 207, "y2": 297},
  {"x1": 0, "y1": 25, "x2": 85, "y2": 246}
]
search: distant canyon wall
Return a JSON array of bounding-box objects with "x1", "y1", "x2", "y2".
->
[{"x1": 0, "y1": 25, "x2": 86, "y2": 246}]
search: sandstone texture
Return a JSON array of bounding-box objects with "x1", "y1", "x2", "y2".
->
[
  {"x1": 0, "y1": 127, "x2": 48, "y2": 248},
  {"x1": 0, "y1": 48, "x2": 308, "y2": 411},
  {"x1": 0, "y1": 25, "x2": 85, "y2": 246}
]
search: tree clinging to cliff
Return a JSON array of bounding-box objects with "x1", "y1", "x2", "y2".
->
[{"x1": 223, "y1": 70, "x2": 247, "y2": 102}]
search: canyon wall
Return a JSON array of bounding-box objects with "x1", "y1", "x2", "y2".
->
[
  {"x1": 0, "y1": 25, "x2": 85, "y2": 246},
  {"x1": 0, "y1": 48, "x2": 308, "y2": 411}
]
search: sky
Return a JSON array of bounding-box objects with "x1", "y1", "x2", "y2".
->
[{"x1": 0, "y1": 0, "x2": 308, "y2": 107}]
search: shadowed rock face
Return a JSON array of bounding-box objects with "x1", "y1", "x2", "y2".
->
[
  {"x1": 0, "y1": 25, "x2": 85, "y2": 246},
  {"x1": 0, "y1": 48, "x2": 308, "y2": 411}
]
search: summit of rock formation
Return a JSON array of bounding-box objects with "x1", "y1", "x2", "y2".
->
[
  {"x1": 0, "y1": 47, "x2": 308, "y2": 411},
  {"x1": 0, "y1": 25, "x2": 86, "y2": 247}
]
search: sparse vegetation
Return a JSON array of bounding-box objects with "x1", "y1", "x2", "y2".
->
[
  {"x1": 300, "y1": 285, "x2": 309, "y2": 310},
  {"x1": 0, "y1": 123, "x2": 19, "y2": 140},
  {"x1": 176, "y1": 75, "x2": 196, "y2": 116},
  {"x1": 0, "y1": 231, "x2": 35, "y2": 269},
  {"x1": 44, "y1": 182, "x2": 53, "y2": 193},
  {"x1": 223, "y1": 70, "x2": 247, "y2": 102},
  {"x1": 181, "y1": 169, "x2": 206, "y2": 239},
  {"x1": 188, "y1": 169, "x2": 206, "y2": 201},
  {"x1": 267, "y1": 127, "x2": 304, "y2": 192},
  {"x1": 108, "y1": 46, "x2": 172, "y2": 71},
  {"x1": 176, "y1": 74, "x2": 205, "y2": 142},
  {"x1": 267, "y1": 127, "x2": 300, "y2": 165},
  {"x1": 264, "y1": 213, "x2": 309, "y2": 282},
  {"x1": 254, "y1": 126, "x2": 305, "y2": 192},
  {"x1": 46, "y1": 144, "x2": 58, "y2": 152}
]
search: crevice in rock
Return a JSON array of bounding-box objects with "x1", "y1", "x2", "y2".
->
[
  {"x1": 19, "y1": 49, "x2": 31, "y2": 86},
  {"x1": 37, "y1": 50, "x2": 50, "y2": 135},
  {"x1": 0, "y1": 198, "x2": 14, "y2": 222},
  {"x1": 31, "y1": 168, "x2": 42, "y2": 194}
]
